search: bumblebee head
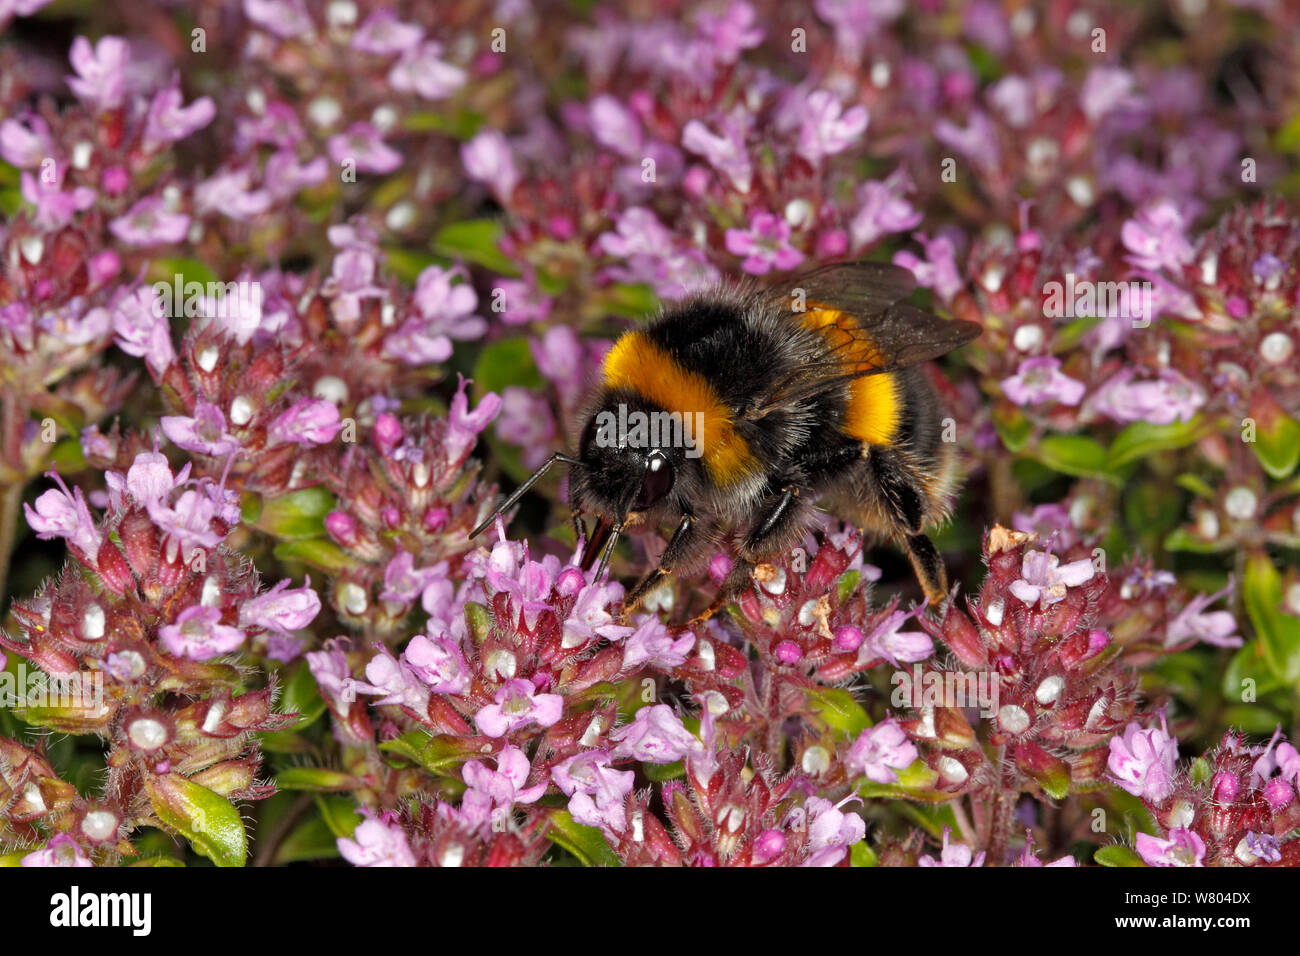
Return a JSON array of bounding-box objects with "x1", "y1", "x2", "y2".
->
[
  {"x1": 470, "y1": 389, "x2": 696, "y2": 580},
  {"x1": 568, "y1": 391, "x2": 682, "y2": 522}
]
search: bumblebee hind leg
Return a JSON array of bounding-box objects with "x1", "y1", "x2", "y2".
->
[{"x1": 904, "y1": 532, "x2": 948, "y2": 606}]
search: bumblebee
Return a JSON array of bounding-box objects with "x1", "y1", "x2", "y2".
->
[{"x1": 471, "y1": 261, "x2": 981, "y2": 618}]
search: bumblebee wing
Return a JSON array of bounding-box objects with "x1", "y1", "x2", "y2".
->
[{"x1": 747, "y1": 261, "x2": 981, "y2": 416}]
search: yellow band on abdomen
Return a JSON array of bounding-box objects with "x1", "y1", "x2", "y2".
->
[{"x1": 801, "y1": 308, "x2": 901, "y2": 446}]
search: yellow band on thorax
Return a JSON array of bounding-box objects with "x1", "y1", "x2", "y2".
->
[{"x1": 601, "y1": 332, "x2": 757, "y2": 486}]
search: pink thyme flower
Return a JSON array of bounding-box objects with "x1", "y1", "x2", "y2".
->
[
  {"x1": 161, "y1": 401, "x2": 241, "y2": 457},
  {"x1": 66, "y1": 35, "x2": 129, "y2": 111},
  {"x1": 402, "y1": 630, "x2": 469, "y2": 695},
  {"x1": 589, "y1": 94, "x2": 643, "y2": 159},
  {"x1": 327, "y1": 122, "x2": 402, "y2": 174},
  {"x1": 24, "y1": 471, "x2": 101, "y2": 558},
  {"x1": 388, "y1": 42, "x2": 466, "y2": 100},
  {"x1": 814, "y1": 0, "x2": 904, "y2": 60},
  {"x1": 263, "y1": 150, "x2": 328, "y2": 201},
  {"x1": 354, "y1": 646, "x2": 430, "y2": 710},
  {"x1": 934, "y1": 110, "x2": 1000, "y2": 170},
  {"x1": 1009, "y1": 549, "x2": 1095, "y2": 607},
  {"x1": 267, "y1": 398, "x2": 341, "y2": 446},
  {"x1": 476, "y1": 678, "x2": 563, "y2": 737},
  {"x1": 352, "y1": 11, "x2": 423, "y2": 54},
  {"x1": 445, "y1": 375, "x2": 502, "y2": 464},
  {"x1": 1108, "y1": 718, "x2": 1179, "y2": 802},
  {"x1": 621, "y1": 617, "x2": 694, "y2": 671},
  {"x1": 796, "y1": 89, "x2": 869, "y2": 163},
  {"x1": 379, "y1": 551, "x2": 447, "y2": 604},
  {"x1": 108, "y1": 197, "x2": 190, "y2": 246},
  {"x1": 143, "y1": 85, "x2": 216, "y2": 149},
  {"x1": 725, "y1": 212, "x2": 804, "y2": 275},
  {"x1": 1080, "y1": 65, "x2": 1137, "y2": 122},
  {"x1": 20, "y1": 171, "x2": 96, "y2": 230},
  {"x1": 850, "y1": 172, "x2": 923, "y2": 248},
  {"x1": 495, "y1": 387, "x2": 555, "y2": 470},
  {"x1": 802, "y1": 795, "x2": 867, "y2": 867},
  {"x1": 1000, "y1": 356, "x2": 1086, "y2": 407},
  {"x1": 239, "y1": 576, "x2": 321, "y2": 636},
  {"x1": 1122, "y1": 200, "x2": 1195, "y2": 272},
  {"x1": 337, "y1": 810, "x2": 416, "y2": 867},
  {"x1": 681, "y1": 110, "x2": 752, "y2": 193},
  {"x1": 1087, "y1": 369, "x2": 1204, "y2": 426},
  {"x1": 697, "y1": 1, "x2": 763, "y2": 63},
  {"x1": 108, "y1": 450, "x2": 189, "y2": 510},
  {"x1": 460, "y1": 128, "x2": 519, "y2": 199},
  {"x1": 609, "y1": 704, "x2": 703, "y2": 763},
  {"x1": 553, "y1": 750, "x2": 636, "y2": 834},
  {"x1": 195, "y1": 167, "x2": 272, "y2": 221},
  {"x1": 1166, "y1": 586, "x2": 1241, "y2": 649},
  {"x1": 21, "y1": 833, "x2": 92, "y2": 868},
  {"x1": 159, "y1": 605, "x2": 246, "y2": 660},
  {"x1": 1136, "y1": 827, "x2": 1205, "y2": 867},
  {"x1": 563, "y1": 580, "x2": 634, "y2": 649},
  {"x1": 918, "y1": 826, "x2": 986, "y2": 867},
  {"x1": 243, "y1": 0, "x2": 314, "y2": 38},
  {"x1": 461, "y1": 746, "x2": 548, "y2": 829},
  {"x1": 893, "y1": 233, "x2": 964, "y2": 302},
  {"x1": 860, "y1": 606, "x2": 933, "y2": 665},
  {"x1": 0, "y1": 114, "x2": 53, "y2": 168},
  {"x1": 112, "y1": 286, "x2": 176, "y2": 375},
  {"x1": 845, "y1": 718, "x2": 918, "y2": 784},
  {"x1": 146, "y1": 488, "x2": 228, "y2": 562}
]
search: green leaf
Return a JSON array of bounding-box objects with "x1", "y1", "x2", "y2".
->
[
  {"x1": 471, "y1": 337, "x2": 543, "y2": 396},
  {"x1": 144, "y1": 773, "x2": 247, "y2": 867},
  {"x1": 1242, "y1": 552, "x2": 1300, "y2": 683},
  {"x1": 836, "y1": 569, "x2": 862, "y2": 603},
  {"x1": 804, "y1": 687, "x2": 870, "y2": 738},
  {"x1": 433, "y1": 219, "x2": 518, "y2": 275},
  {"x1": 128, "y1": 857, "x2": 185, "y2": 867},
  {"x1": 850, "y1": 841, "x2": 879, "y2": 866},
  {"x1": 403, "y1": 109, "x2": 484, "y2": 139},
  {"x1": 146, "y1": 258, "x2": 219, "y2": 287},
  {"x1": 1107, "y1": 416, "x2": 1205, "y2": 469},
  {"x1": 273, "y1": 538, "x2": 352, "y2": 574},
  {"x1": 595, "y1": 282, "x2": 658, "y2": 319},
  {"x1": 315, "y1": 795, "x2": 363, "y2": 839},
  {"x1": 277, "y1": 660, "x2": 327, "y2": 731},
  {"x1": 543, "y1": 809, "x2": 621, "y2": 867},
  {"x1": 275, "y1": 814, "x2": 342, "y2": 864},
  {"x1": 1034, "y1": 434, "x2": 1117, "y2": 483},
  {"x1": 275, "y1": 767, "x2": 357, "y2": 791},
  {"x1": 383, "y1": 246, "x2": 443, "y2": 285},
  {"x1": 1163, "y1": 528, "x2": 1233, "y2": 554},
  {"x1": 1221, "y1": 641, "x2": 1286, "y2": 700},
  {"x1": 642, "y1": 759, "x2": 684, "y2": 782},
  {"x1": 991, "y1": 403, "x2": 1033, "y2": 452},
  {"x1": 1175, "y1": 473, "x2": 1216, "y2": 499},
  {"x1": 379, "y1": 731, "x2": 484, "y2": 774},
  {"x1": 1094, "y1": 845, "x2": 1147, "y2": 867},
  {"x1": 1252, "y1": 411, "x2": 1300, "y2": 480},
  {"x1": 254, "y1": 486, "x2": 337, "y2": 540}
]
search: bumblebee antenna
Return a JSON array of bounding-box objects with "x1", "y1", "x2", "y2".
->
[{"x1": 469, "y1": 452, "x2": 580, "y2": 540}]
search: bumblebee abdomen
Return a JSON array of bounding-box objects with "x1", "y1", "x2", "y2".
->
[{"x1": 800, "y1": 308, "x2": 903, "y2": 446}]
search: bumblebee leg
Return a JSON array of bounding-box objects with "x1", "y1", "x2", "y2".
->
[
  {"x1": 621, "y1": 513, "x2": 698, "y2": 619},
  {"x1": 905, "y1": 532, "x2": 949, "y2": 606},
  {"x1": 869, "y1": 447, "x2": 949, "y2": 606}
]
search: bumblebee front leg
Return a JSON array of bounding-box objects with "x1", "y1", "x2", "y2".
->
[{"x1": 621, "y1": 512, "x2": 700, "y2": 619}]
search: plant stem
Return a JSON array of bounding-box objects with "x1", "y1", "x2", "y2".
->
[{"x1": 0, "y1": 481, "x2": 22, "y2": 612}]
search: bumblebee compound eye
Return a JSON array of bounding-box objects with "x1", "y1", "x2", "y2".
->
[{"x1": 633, "y1": 451, "x2": 674, "y2": 510}]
